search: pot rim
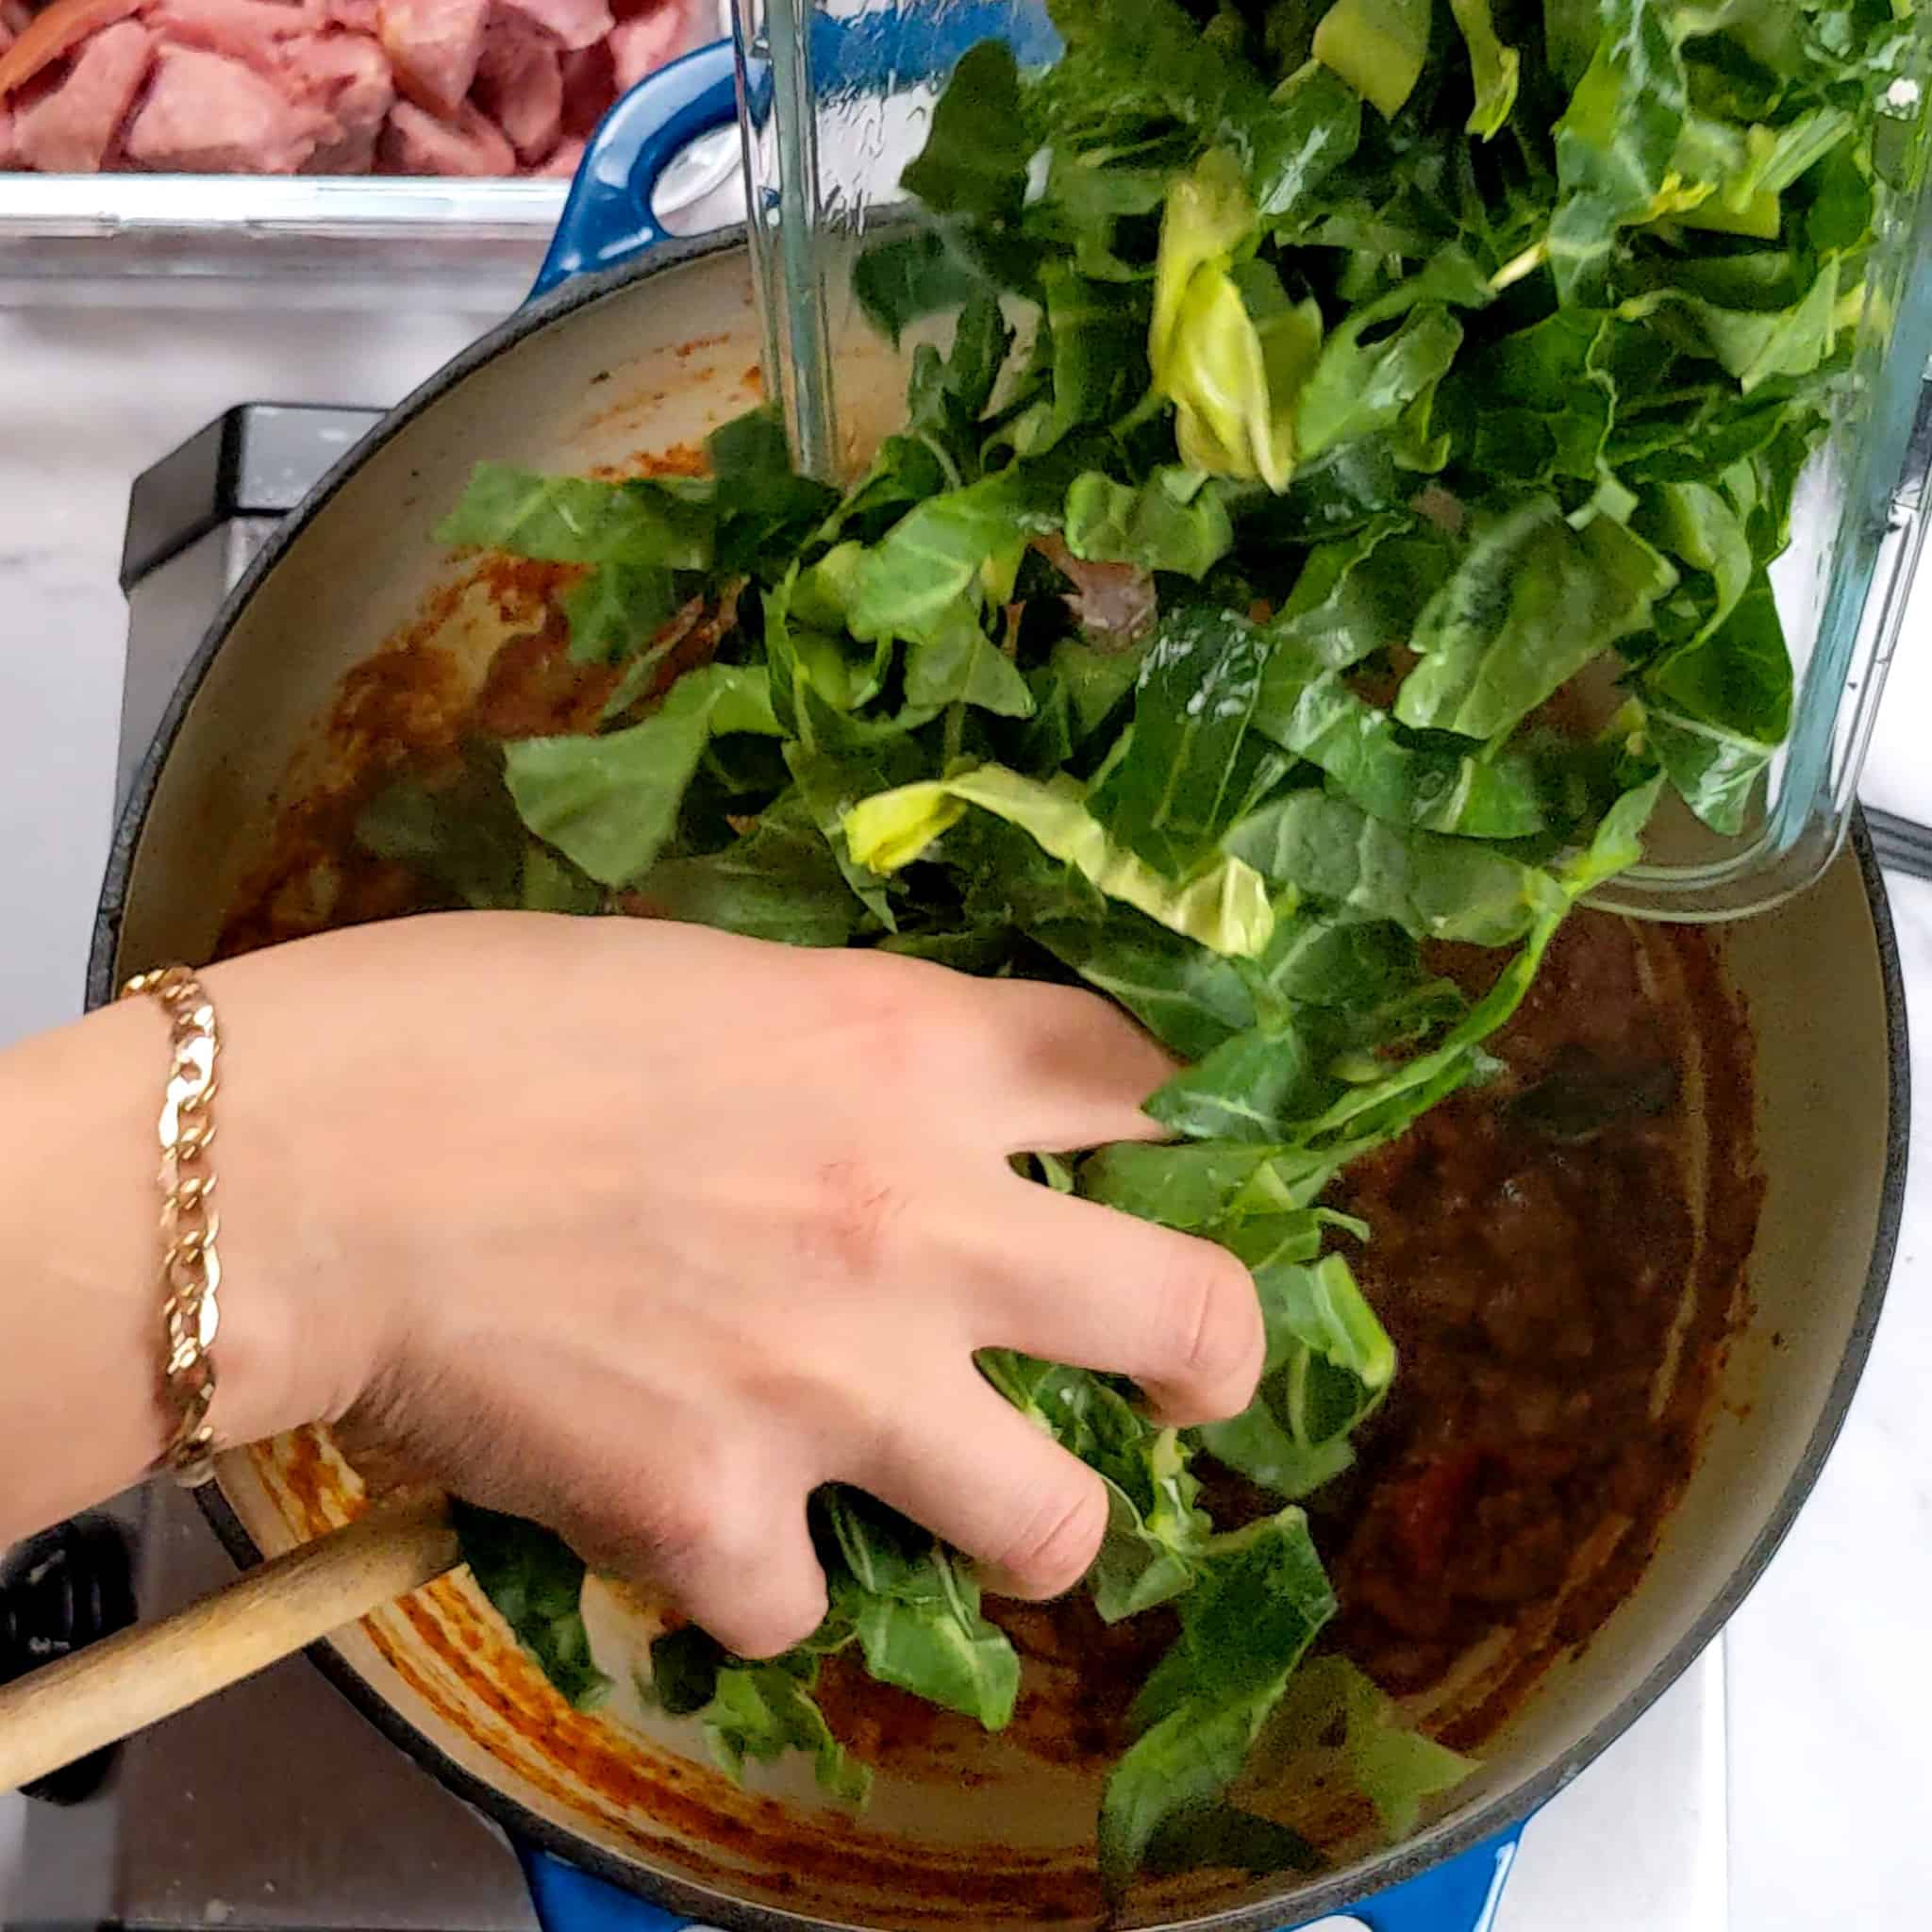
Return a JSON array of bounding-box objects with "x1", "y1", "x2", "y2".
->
[{"x1": 84, "y1": 230, "x2": 1913, "y2": 1932}]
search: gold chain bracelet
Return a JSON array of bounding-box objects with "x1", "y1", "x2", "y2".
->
[{"x1": 120, "y1": 965, "x2": 224, "y2": 1490}]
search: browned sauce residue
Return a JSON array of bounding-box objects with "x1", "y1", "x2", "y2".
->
[{"x1": 588, "y1": 442, "x2": 709, "y2": 483}]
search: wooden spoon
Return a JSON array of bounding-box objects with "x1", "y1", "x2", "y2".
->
[{"x1": 0, "y1": 1491, "x2": 459, "y2": 1795}]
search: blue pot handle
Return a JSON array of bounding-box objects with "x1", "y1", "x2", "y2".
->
[
  {"x1": 1329, "y1": 1822, "x2": 1524, "y2": 1931},
  {"x1": 532, "y1": 40, "x2": 741, "y2": 298},
  {"x1": 531, "y1": 3, "x2": 1064, "y2": 300},
  {"x1": 519, "y1": 1821, "x2": 1526, "y2": 1932},
  {"x1": 521, "y1": 1849, "x2": 693, "y2": 1932}
]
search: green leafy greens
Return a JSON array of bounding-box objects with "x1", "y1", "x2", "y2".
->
[{"x1": 417, "y1": 0, "x2": 1914, "y2": 1900}]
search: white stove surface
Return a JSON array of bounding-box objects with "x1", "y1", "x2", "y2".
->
[
  {"x1": 1492, "y1": 1650, "x2": 1726, "y2": 1932},
  {"x1": 1295, "y1": 1649, "x2": 1727, "y2": 1932}
]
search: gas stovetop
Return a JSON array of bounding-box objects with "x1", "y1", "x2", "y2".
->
[{"x1": 3, "y1": 406, "x2": 1730, "y2": 1932}]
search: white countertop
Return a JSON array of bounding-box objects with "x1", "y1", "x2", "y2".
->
[{"x1": 1, "y1": 299, "x2": 1928, "y2": 1930}]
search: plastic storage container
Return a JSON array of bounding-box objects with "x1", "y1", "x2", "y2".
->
[{"x1": 0, "y1": 0, "x2": 736, "y2": 310}]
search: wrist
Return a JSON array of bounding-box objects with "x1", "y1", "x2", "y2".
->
[
  {"x1": 0, "y1": 946, "x2": 395, "y2": 1544},
  {"x1": 198, "y1": 948, "x2": 394, "y2": 1450}
]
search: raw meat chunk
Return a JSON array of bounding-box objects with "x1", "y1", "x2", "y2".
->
[
  {"x1": 13, "y1": 17, "x2": 153, "y2": 171},
  {"x1": 124, "y1": 42, "x2": 325, "y2": 170},
  {"x1": 557, "y1": 33, "x2": 609, "y2": 137},
  {"x1": 147, "y1": 0, "x2": 312, "y2": 76},
  {"x1": 472, "y1": 11, "x2": 558, "y2": 163},
  {"x1": 534, "y1": 128, "x2": 580, "y2": 175},
  {"x1": 377, "y1": 94, "x2": 511, "y2": 174},
  {"x1": 377, "y1": 0, "x2": 484, "y2": 115},
  {"x1": 296, "y1": 28, "x2": 393, "y2": 172},
  {"x1": 606, "y1": 0, "x2": 675, "y2": 92},
  {"x1": 495, "y1": 0, "x2": 608, "y2": 53}
]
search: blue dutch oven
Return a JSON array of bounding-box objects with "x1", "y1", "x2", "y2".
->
[{"x1": 85, "y1": 8, "x2": 1907, "y2": 1932}]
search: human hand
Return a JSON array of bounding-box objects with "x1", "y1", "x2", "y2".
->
[{"x1": 206, "y1": 913, "x2": 1265, "y2": 1657}]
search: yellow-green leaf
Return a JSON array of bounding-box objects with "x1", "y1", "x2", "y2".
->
[
  {"x1": 1313, "y1": 0, "x2": 1432, "y2": 122},
  {"x1": 845, "y1": 765, "x2": 1278, "y2": 958}
]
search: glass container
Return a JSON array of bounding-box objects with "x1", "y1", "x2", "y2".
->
[{"x1": 727, "y1": 1, "x2": 1932, "y2": 920}]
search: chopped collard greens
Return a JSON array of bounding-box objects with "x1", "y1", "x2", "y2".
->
[{"x1": 423, "y1": 0, "x2": 1920, "y2": 1894}]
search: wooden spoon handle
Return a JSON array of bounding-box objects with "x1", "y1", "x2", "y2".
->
[{"x1": 0, "y1": 1492, "x2": 460, "y2": 1795}]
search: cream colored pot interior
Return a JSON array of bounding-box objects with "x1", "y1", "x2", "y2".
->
[{"x1": 104, "y1": 245, "x2": 1901, "y2": 1931}]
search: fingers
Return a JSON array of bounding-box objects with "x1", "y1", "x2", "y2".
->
[
  {"x1": 461, "y1": 1378, "x2": 832, "y2": 1661},
  {"x1": 965, "y1": 1179, "x2": 1265, "y2": 1427},
  {"x1": 845, "y1": 1374, "x2": 1111, "y2": 1602},
  {"x1": 564, "y1": 1466, "x2": 830, "y2": 1660},
  {"x1": 941, "y1": 975, "x2": 1181, "y2": 1155},
  {"x1": 636, "y1": 1487, "x2": 830, "y2": 1661},
  {"x1": 800, "y1": 947, "x2": 1174, "y2": 1154},
  {"x1": 592, "y1": 917, "x2": 1170, "y2": 1152}
]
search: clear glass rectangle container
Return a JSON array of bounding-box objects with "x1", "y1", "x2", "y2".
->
[{"x1": 727, "y1": 0, "x2": 1932, "y2": 922}]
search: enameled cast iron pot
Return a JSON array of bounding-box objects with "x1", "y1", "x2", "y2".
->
[{"x1": 85, "y1": 41, "x2": 1909, "y2": 1932}]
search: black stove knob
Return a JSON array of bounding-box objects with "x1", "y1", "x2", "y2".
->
[{"x1": 0, "y1": 1514, "x2": 137, "y2": 1804}]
